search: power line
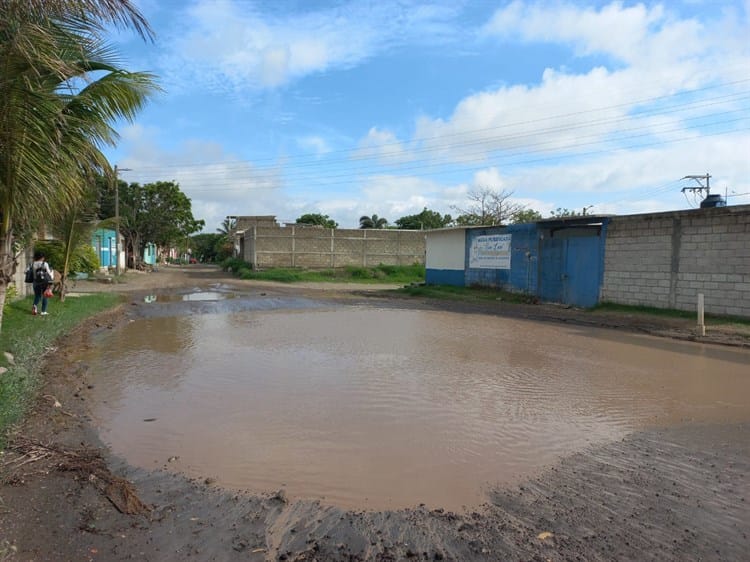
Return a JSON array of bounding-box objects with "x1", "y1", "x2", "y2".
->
[
  {"x1": 127, "y1": 105, "x2": 748, "y2": 187},
  {"x1": 130, "y1": 92, "x2": 750, "y2": 183},
  {"x1": 173, "y1": 123, "x2": 750, "y2": 192},
  {"x1": 137, "y1": 118, "x2": 750, "y2": 190},
  {"x1": 129, "y1": 79, "x2": 750, "y2": 173}
]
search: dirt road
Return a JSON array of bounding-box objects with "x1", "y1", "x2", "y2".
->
[{"x1": 1, "y1": 265, "x2": 748, "y2": 561}]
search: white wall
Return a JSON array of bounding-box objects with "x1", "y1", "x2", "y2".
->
[{"x1": 426, "y1": 229, "x2": 466, "y2": 270}]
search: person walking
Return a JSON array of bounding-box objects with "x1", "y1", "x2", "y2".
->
[{"x1": 31, "y1": 251, "x2": 54, "y2": 316}]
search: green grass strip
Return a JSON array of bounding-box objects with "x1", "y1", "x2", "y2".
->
[
  {"x1": 395, "y1": 284, "x2": 534, "y2": 304},
  {"x1": 593, "y1": 301, "x2": 750, "y2": 327},
  {"x1": 396, "y1": 286, "x2": 750, "y2": 328},
  {"x1": 0, "y1": 293, "x2": 121, "y2": 446},
  {"x1": 222, "y1": 258, "x2": 425, "y2": 285}
]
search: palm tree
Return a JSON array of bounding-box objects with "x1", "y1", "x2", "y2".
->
[
  {"x1": 48, "y1": 181, "x2": 107, "y2": 301},
  {"x1": 217, "y1": 218, "x2": 237, "y2": 236},
  {"x1": 359, "y1": 214, "x2": 388, "y2": 229},
  {"x1": 0, "y1": 0, "x2": 157, "y2": 331}
]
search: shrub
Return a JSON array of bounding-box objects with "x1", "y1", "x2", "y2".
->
[
  {"x1": 346, "y1": 266, "x2": 374, "y2": 279},
  {"x1": 34, "y1": 241, "x2": 100, "y2": 275},
  {"x1": 221, "y1": 257, "x2": 251, "y2": 273}
]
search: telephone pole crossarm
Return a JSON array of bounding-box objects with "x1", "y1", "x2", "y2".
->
[{"x1": 681, "y1": 173, "x2": 711, "y2": 195}]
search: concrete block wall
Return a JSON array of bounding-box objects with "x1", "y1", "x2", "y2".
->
[
  {"x1": 602, "y1": 205, "x2": 750, "y2": 317},
  {"x1": 243, "y1": 226, "x2": 425, "y2": 269}
]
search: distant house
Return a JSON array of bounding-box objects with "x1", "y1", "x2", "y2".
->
[
  {"x1": 143, "y1": 242, "x2": 157, "y2": 265},
  {"x1": 92, "y1": 228, "x2": 117, "y2": 269}
]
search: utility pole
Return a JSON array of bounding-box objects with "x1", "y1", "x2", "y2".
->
[
  {"x1": 112, "y1": 165, "x2": 119, "y2": 275},
  {"x1": 112, "y1": 165, "x2": 131, "y2": 276},
  {"x1": 681, "y1": 173, "x2": 711, "y2": 197}
]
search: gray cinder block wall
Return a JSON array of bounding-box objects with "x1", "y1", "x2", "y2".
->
[
  {"x1": 243, "y1": 226, "x2": 426, "y2": 269},
  {"x1": 601, "y1": 205, "x2": 750, "y2": 317}
]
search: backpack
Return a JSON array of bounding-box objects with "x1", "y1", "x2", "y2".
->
[
  {"x1": 34, "y1": 265, "x2": 51, "y2": 285},
  {"x1": 24, "y1": 266, "x2": 34, "y2": 283}
]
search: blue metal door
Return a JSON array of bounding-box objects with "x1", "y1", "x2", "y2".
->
[
  {"x1": 563, "y1": 236, "x2": 602, "y2": 307},
  {"x1": 539, "y1": 231, "x2": 602, "y2": 307},
  {"x1": 539, "y1": 237, "x2": 564, "y2": 303}
]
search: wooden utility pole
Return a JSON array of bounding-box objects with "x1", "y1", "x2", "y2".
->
[
  {"x1": 112, "y1": 165, "x2": 131, "y2": 276},
  {"x1": 113, "y1": 165, "x2": 120, "y2": 276}
]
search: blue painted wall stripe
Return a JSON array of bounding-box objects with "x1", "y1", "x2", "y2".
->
[{"x1": 426, "y1": 268, "x2": 465, "y2": 286}]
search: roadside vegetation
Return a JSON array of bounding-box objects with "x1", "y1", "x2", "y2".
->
[
  {"x1": 397, "y1": 284, "x2": 536, "y2": 304},
  {"x1": 593, "y1": 302, "x2": 750, "y2": 329},
  {"x1": 396, "y1": 285, "x2": 750, "y2": 333},
  {"x1": 0, "y1": 293, "x2": 120, "y2": 446},
  {"x1": 221, "y1": 258, "x2": 425, "y2": 284}
]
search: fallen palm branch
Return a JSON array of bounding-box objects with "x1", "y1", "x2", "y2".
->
[{"x1": 3, "y1": 436, "x2": 149, "y2": 515}]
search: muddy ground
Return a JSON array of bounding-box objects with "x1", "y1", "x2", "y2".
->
[{"x1": 1, "y1": 265, "x2": 748, "y2": 561}]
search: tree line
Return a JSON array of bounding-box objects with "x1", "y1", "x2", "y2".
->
[{"x1": 289, "y1": 188, "x2": 591, "y2": 231}]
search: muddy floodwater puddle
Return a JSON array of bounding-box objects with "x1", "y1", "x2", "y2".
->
[
  {"x1": 82, "y1": 305, "x2": 750, "y2": 510},
  {"x1": 145, "y1": 289, "x2": 234, "y2": 303}
]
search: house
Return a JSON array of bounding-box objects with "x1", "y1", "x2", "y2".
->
[
  {"x1": 143, "y1": 242, "x2": 157, "y2": 265},
  {"x1": 92, "y1": 228, "x2": 117, "y2": 269}
]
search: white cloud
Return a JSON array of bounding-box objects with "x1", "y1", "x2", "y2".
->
[
  {"x1": 297, "y1": 136, "x2": 331, "y2": 156},
  {"x1": 160, "y1": 0, "x2": 461, "y2": 94},
  {"x1": 483, "y1": 2, "x2": 678, "y2": 65},
  {"x1": 115, "y1": 125, "x2": 288, "y2": 232},
  {"x1": 355, "y1": 128, "x2": 412, "y2": 165}
]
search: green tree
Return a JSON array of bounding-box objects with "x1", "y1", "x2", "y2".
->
[
  {"x1": 512, "y1": 209, "x2": 543, "y2": 224},
  {"x1": 359, "y1": 214, "x2": 388, "y2": 229},
  {"x1": 549, "y1": 207, "x2": 584, "y2": 218},
  {"x1": 212, "y1": 217, "x2": 236, "y2": 261},
  {"x1": 117, "y1": 181, "x2": 204, "y2": 268},
  {"x1": 190, "y1": 233, "x2": 227, "y2": 263},
  {"x1": 48, "y1": 180, "x2": 107, "y2": 301},
  {"x1": 0, "y1": 0, "x2": 157, "y2": 331},
  {"x1": 395, "y1": 208, "x2": 452, "y2": 230},
  {"x1": 217, "y1": 217, "x2": 236, "y2": 235},
  {"x1": 296, "y1": 213, "x2": 338, "y2": 229}
]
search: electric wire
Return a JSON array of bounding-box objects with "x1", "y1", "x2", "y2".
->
[
  {"x1": 130, "y1": 87, "x2": 750, "y2": 176},
  {"x1": 139, "y1": 117, "x2": 750, "y2": 190}
]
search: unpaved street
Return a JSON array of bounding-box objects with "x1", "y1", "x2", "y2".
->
[{"x1": 1, "y1": 265, "x2": 748, "y2": 561}]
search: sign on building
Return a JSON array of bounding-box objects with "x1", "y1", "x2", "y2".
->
[{"x1": 469, "y1": 234, "x2": 512, "y2": 269}]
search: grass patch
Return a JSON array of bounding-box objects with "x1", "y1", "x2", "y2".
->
[
  {"x1": 0, "y1": 293, "x2": 121, "y2": 446},
  {"x1": 593, "y1": 301, "x2": 750, "y2": 327},
  {"x1": 591, "y1": 302, "x2": 695, "y2": 319},
  {"x1": 222, "y1": 258, "x2": 425, "y2": 284},
  {"x1": 396, "y1": 284, "x2": 534, "y2": 304}
]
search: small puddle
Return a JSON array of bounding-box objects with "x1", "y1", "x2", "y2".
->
[
  {"x1": 144, "y1": 289, "x2": 234, "y2": 303},
  {"x1": 82, "y1": 306, "x2": 750, "y2": 511}
]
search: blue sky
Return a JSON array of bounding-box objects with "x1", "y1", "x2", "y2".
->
[{"x1": 105, "y1": 0, "x2": 750, "y2": 230}]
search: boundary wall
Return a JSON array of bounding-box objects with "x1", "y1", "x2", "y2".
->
[
  {"x1": 242, "y1": 226, "x2": 425, "y2": 269},
  {"x1": 601, "y1": 205, "x2": 750, "y2": 317}
]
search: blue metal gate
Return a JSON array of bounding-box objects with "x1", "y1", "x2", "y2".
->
[{"x1": 538, "y1": 227, "x2": 604, "y2": 307}]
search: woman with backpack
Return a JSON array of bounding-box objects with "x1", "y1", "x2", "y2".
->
[{"x1": 30, "y1": 251, "x2": 54, "y2": 316}]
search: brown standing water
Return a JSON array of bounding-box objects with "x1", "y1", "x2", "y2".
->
[{"x1": 82, "y1": 298, "x2": 750, "y2": 511}]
